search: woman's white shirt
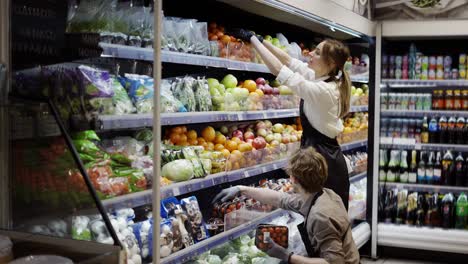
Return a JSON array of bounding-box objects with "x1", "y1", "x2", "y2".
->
[{"x1": 276, "y1": 58, "x2": 344, "y2": 139}]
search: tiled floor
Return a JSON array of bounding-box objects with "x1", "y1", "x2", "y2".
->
[{"x1": 361, "y1": 258, "x2": 442, "y2": 264}]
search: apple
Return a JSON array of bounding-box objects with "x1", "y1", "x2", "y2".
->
[
  {"x1": 278, "y1": 85, "x2": 293, "y2": 95},
  {"x1": 265, "y1": 134, "x2": 275, "y2": 143},
  {"x1": 207, "y1": 78, "x2": 220, "y2": 89},
  {"x1": 246, "y1": 127, "x2": 254, "y2": 133},
  {"x1": 246, "y1": 139, "x2": 254, "y2": 144},
  {"x1": 264, "y1": 120, "x2": 273, "y2": 129},
  {"x1": 272, "y1": 123, "x2": 284, "y2": 133},
  {"x1": 270, "y1": 79, "x2": 281, "y2": 87},
  {"x1": 256, "y1": 77, "x2": 266, "y2": 85},
  {"x1": 291, "y1": 135, "x2": 298, "y2": 142},
  {"x1": 256, "y1": 128, "x2": 267, "y2": 138},
  {"x1": 252, "y1": 137, "x2": 267, "y2": 149},
  {"x1": 221, "y1": 74, "x2": 238, "y2": 88},
  {"x1": 232, "y1": 130, "x2": 244, "y2": 141},
  {"x1": 244, "y1": 131, "x2": 255, "y2": 140},
  {"x1": 256, "y1": 121, "x2": 266, "y2": 130},
  {"x1": 273, "y1": 133, "x2": 282, "y2": 142},
  {"x1": 229, "y1": 125, "x2": 238, "y2": 134},
  {"x1": 220, "y1": 126, "x2": 229, "y2": 135},
  {"x1": 264, "y1": 84, "x2": 273, "y2": 95},
  {"x1": 282, "y1": 135, "x2": 291, "y2": 144},
  {"x1": 272, "y1": 88, "x2": 280, "y2": 95},
  {"x1": 270, "y1": 140, "x2": 280, "y2": 147}
]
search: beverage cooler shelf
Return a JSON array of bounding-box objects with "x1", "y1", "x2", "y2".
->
[
  {"x1": 341, "y1": 139, "x2": 368, "y2": 151},
  {"x1": 378, "y1": 223, "x2": 468, "y2": 254},
  {"x1": 381, "y1": 141, "x2": 468, "y2": 152},
  {"x1": 381, "y1": 110, "x2": 468, "y2": 118},
  {"x1": 160, "y1": 209, "x2": 288, "y2": 264},
  {"x1": 382, "y1": 79, "x2": 468, "y2": 88},
  {"x1": 350, "y1": 105, "x2": 368, "y2": 112},
  {"x1": 379, "y1": 182, "x2": 468, "y2": 193},
  {"x1": 350, "y1": 172, "x2": 367, "y2": 183},
  {"x1": 100, "y1": 43, "x2": 368, "y2": 82}
]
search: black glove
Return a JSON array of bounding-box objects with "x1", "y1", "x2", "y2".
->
[
  {"x1": 229, "y1": 28, "x2": 263, "y2": 43},
  {"x1": 212, "y1": 186, "x2": 240, "y2": 204}
]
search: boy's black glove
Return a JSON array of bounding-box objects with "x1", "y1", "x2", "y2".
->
[{"x1": 228, "y1": 28, "x2": 264, "y2": 43}]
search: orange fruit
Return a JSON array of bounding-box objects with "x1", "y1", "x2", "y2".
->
[
  {"x1": 215, "y1": 134, "x2": 227, "y2": 145},
  {"x1": 197, "y1": 137, "x2": 206, "y2": 144},
  {"x1": 188, "y1": 138, "x2": 198, "y2": 146},
  {"x1": 243, "y1": 80, "x2": 257, "y2": 93},
  {"x1": 179, "y1": 134, "x2": 188, "y2": 144},
  {"x1": 214, "y1": 143, "x2": 225, "y2": 151},
  {"x1": 187, "y1": 130, "x2": 197, "y2": 140},
  {"x1": 238, "y1": 143, "x2": 253, "y2": 152},
  {"x1": 201, "y1": 142, "x2": 208, "y2": 150},
  {"x1": 171, "y1": 126, "x2": 183, "y2": 134},
  {"x1": 221, "y1": 149, "x2": 231, "y2": 158},
  {"x1": 231, "y1": 137, "x2": 242, "y2": 144},
  {"x1": 202, "y1": 126, "x2": 216, "y2": 142},
  {"x1": 170, "y1": 133, "x2": 181, "y2": 144},
  {"x1": 225, "y1": 140, "x2": 238, "y2": 152},
  {"x1": 230, "y1": 150, "x2": 243, "y2": 161},
  {"x1": 207, "y1": 142, "x2": 215, "y2": 151},
  {"x1": 181, "y1": 126, "x2": 187, "y2": 134},
  {"x1": 180, "y1": 141, "x2": 190, "y2": 146},
  {"x1": 221, "y1": 35, "x2": 231, "y2": 44}
]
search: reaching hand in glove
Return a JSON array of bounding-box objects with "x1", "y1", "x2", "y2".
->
[
  {"x1": 263, "y1": 237, "x2": 293, "y2": 262},
  {"x1": 228, "y1": 28, "x2": 264, "y2": 43},
  {"x1": 212, "y1": 186, "x2": 241, "y2": 204}
]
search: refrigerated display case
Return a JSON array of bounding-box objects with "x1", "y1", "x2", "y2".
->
[
  {"x1": 1, "y1": 0, "x2": 376, "y2": 263},
  {"x1": 371, "y1": 21, "x2": 468, "y2": 259}
]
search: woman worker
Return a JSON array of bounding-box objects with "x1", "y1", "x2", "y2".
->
[{"x1": 233, "y1": 30, "x2": 352, "y2": 209}]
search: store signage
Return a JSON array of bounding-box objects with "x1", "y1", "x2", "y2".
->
[{"x1": 374, "y1": 0, "x2": 468, "y2": 20}]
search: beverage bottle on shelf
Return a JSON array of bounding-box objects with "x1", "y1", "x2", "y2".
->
[
  {"x1": 462, "y1": 90, "x2": 468, "y2": 110},
  {"x1": 416, "y1": 193, "x2": 427, "y2": 226},
  {"x1": 396, "y1": 190, "x2": 408, "y2": 224},
  {"x1": 406, "y1": 192, "x2": 418, "y2": 225},
  {"x1": 433, "y1": 151, "x2": 442, "y2": 185},
  {"x1": 455, "y1": 193, "x2": 468, "y2": 229},
  {"x1": 408, "y1": 119, "x2": 416, "y2": 139},
  {"x1": 387, "y1": 150, "x2": 400, "y2": 182},
  {"x1": 465, "y1": 118, "x2": 468, "y2": 144},
  {"x1": 415, "y1": 120, "x2": 422, "y2": 143},
  {"x1": 379, "y1": 149, "x2": 388, "y2": 182},
  {"x1": 466, "y1": 156, "x2": 468, "y2": 187},
  {"x1": 426, "y1": 152, "x2": 434, "y2": 184},
  {"x1": 400, "y1": 150, "x2": 409, "y2": 183},
  {"x1": 401, "y1": 119, "x2": 409, "y2": 138},
  {"x1": 443, "y1": 150, "x2": 455, "y2": 186},
  {"x1": 455, "y1": 152, "x2": 465, "y2": 186},
  {"x1": 428, "y1": 116, "x2": 439, "y2": 143},
  {"x1": 439, "y1": 116, "x2": 448, "y2": 143},
  {"x1": 409, "y1": 150, "x2": 418, "y2": 183},
  {"x1": 425, "y1": 194, "x2": 434, "y2": 226},
  {"x1": 381, "y1": 118, "x2": 388, "y2": 137},
  {"x1": 454, "y1": 90, "x2": 462, "y2": 110},
  {"x1": 394, "y1": 119, "x2": 402, "y2": 138},
  {"x1": 384, "y1": 190, "x2": 395, "y2": 223},
  {"x1": 418, "y1": 151, "x2": 426, "y2": 184},
  {"x1": 442, "y1": 193, "x2": 455, "y2": 229},
  {"x1": 388, "y1": 120, "x2": 395, "y2": 138},
  {"x1": 421, "y1": 116, "x2": 429, "y2": 143},
  {"x1": 448, "y1": 116, "x2": 457, "y2": 144},
  {"x1": 430, "y1": 193, "x2": 442, "y2": 227},
  {"x1": 432, "y1": 90, "x2": 439, "y2": 110},
  {"x1": 445, "y1": 90, "x2": 454, "y2": 110},
  {"x1": 456, "y1": 117, "x2": 465, "y2": 145}
]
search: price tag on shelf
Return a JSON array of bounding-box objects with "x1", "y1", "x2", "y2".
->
[
  {"x1": 380, "y1": 137, "x2": 393, "y2": 145},
  {"x1": 415, "y1": 144, "x2": 422, "y2": 150}
]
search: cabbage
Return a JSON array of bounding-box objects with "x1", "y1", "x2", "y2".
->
[
  {"x1": 222, "y1": 254, "x2": 239, "y2": 264},
  {"x1": 161, "y1": 159, "x2": 194, "y2": 182},
  {"x1": 206, "y1": 255, "x2": 222, "y2": 264},
  {"x1": 210, "y1": 243, "x2": 235, "y2": 259}
]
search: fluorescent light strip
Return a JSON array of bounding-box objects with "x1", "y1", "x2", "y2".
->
[{"x1": 262, "y1": 0, "x2": 363, "y2": 38}]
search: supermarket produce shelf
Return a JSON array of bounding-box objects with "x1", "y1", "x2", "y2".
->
[
  {"x1": 160, "y1": 209, "x2": 288, "y2": 264},
  {"x1": 350, "y1": 172, "x2": 367, "y2": 183},
  {"x1": 381, "y1": 109, "x2": 468, "y2": 118},
  {"x1": 100, "y1": 43, "x2": 368, "y2": 81},
  {"x1": 102, "y1": 159, "x2": 289, "y2": 210},
  {"x1": 379, "y1": 182, "x2": 468, "y2": 193},
  {"x1": 382, "y1": 79, "x2": 468, "y2": 88},
  {"x1": 378, "y1": 223, "x2": 468, "y2": 254},
  {"x1": 381, "y1": 141, "x2": 468, "y2": 152},
  {"x1": 91, "y1": 109, "x2": 300, "y2": 130},
  {"x1": 340, "y1": 139, "x2": 368, "y2": 151},
  {"x1": 350, "y1": 105, "x2": 368, "y2": 112},
  {"x1": 353, "y1": 222, "x2": 371, "y2": 249}
]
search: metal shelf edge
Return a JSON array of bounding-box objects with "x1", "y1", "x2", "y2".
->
[
  {"x1": 341, "y1": 139, "x2": 368, "y2": 151},
  {"x1": 161, "y1": 209, "x2": 288, "y2": 264},
  {"x1": 381, "y1": 142, "x2": 468, "y2": 152},
  {"x1": 381, "y1": 110, "x2": 468, "y2": 118},
  {"x1": 378, "y1": 182, "x2": 468, "y2": 193},
  {"x1": 350, "y1": 105, "x2": 368, "y2": 112},
  {"x1": 382, "y1": 79, "x2": 468, "y2": 87},
  {"x1": 350, "y1": 172, "x2": 367, "y2": 183}
]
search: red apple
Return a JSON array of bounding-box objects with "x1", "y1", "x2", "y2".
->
[
  {"x1": 256, "y1": 128, "x2": 267, "y2": 138},
  {"x1": 256, "y1": 77, "x2": 266, "y2": 85},
  {"x1": 244, "y1": 131, "x2": 255, "y2": 140},
  {"x1": 264, "y1": 84, "x2": 273, "y2": 95},
  {"x1": 232, "y1": 130, "x2": 244, "y2": 141},
  {"x1": 282, "y1": 135, "x2": 291, "y2": 144},
  {"x1": 246, "y1": 139, "x2": 254, "y2": 144},
  {"x1": 255, "y1": 121, "x2": 266, "y2": 130},
  {"x1": 252, "y1": 137, "x2": 267, "y2": 149},
  {"x1": 272, "y1": 88, "x2": 280, "y2": 95}
]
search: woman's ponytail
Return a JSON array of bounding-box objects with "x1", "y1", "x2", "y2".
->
[{"x1": 338, "y1": 69, "x2": 351, "y2": 118}]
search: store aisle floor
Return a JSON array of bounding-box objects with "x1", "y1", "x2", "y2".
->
[{"x1": 361, "y1": 258, "x2": 443, "y2": 264}]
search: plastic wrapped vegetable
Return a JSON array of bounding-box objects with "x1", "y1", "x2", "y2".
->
[
  {"x1": 72, "y1": 216, "x2": 92, "y2": 241},
  {"x1": 73, "y1": 139, "x2": 106, "y2": 159},
  {"x1": 113, "y1": 167, "x2": 147, "y2": 192},
  {"x1": 119, "y1": 74, "x2": 154, "y2": 113},
  {"x1": 181, "y1": 196, "x2": 210, "y2": 242},
  {"x1": 73, "y1": 130, "x2": 100, "y2": 141},
  {"x1": 111, "y1": 76, "x2": 135, "y2": 114},
  {"x1": 161, "y1": 79, "x2": 187, "y2": 113},
  {"x1": 171, "y1": 77, "x2": 196, "y2": 112},
  {"x1": 135, "y1": 129, "x2": 153, "y2": 143},
  {"x1": 193, "y1": 77, "x2": 212, "y2": 112},
  {"x1": 77, "y1": 65, "x2": 114, "y2": 114},
  {"x1": 161, "y1": 159, "x2": 194, "y2": 182}
]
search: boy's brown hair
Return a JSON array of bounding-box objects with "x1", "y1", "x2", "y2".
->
[{"x1": 285, "y1": 147, "x2": 328, "y2": 193}]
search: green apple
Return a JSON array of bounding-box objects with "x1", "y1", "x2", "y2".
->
[
  {"x1": 272, "y1": 38, "x2": 280, "y2": 47},
  {"x1": 270, "y1": 79, "x2": 281, "y2": 87},
  {"x1": 264, "y1": 35, "x2": 273, "y2": 42},
  {"x1": 355, "y1": 88, "x2": 364, "y2": 96},
  {"x1": 278, "y1": 85, "x2": 293, "y2": 95},
  {"x1": 221, "y1": 74, "x2": 238, "y2": 89},
  {"x1": 207, "y1": 78, "x2": 220, "y2": 89}
]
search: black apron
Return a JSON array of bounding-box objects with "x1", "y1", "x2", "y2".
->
[
  {"x1": 299, "y1": 99, "x2": 350, "y2": 210},
  {"x1": 297, "y1": 190, "x2": 352, "y2": 258}
]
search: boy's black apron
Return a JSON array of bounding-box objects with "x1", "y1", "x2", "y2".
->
[{"x1": 299, "y1": 98, "x2": 349, "y2": 210}]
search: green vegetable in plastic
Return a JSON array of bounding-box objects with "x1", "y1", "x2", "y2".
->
[
  {"x1": 161, "y1": 159, "x2": 194, "y2": 182},
  {"x1": 73, "y1": 130, "x2": 100, "y2": 141},
  {"x1": 110, "y1": 153, "x2": 132, "y2": 166}
]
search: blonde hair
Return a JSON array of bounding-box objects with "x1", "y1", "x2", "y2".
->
[
  {"x1": 321, "y1": 39, "x2": 351, "y2": 118},
  {"x1": 285, "y1": 147, "x2": 328, "y2": 193}
]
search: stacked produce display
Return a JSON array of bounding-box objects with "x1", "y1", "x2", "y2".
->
[{"x1": 338, "y1": 112, "x2": 369, "y2": 144}]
